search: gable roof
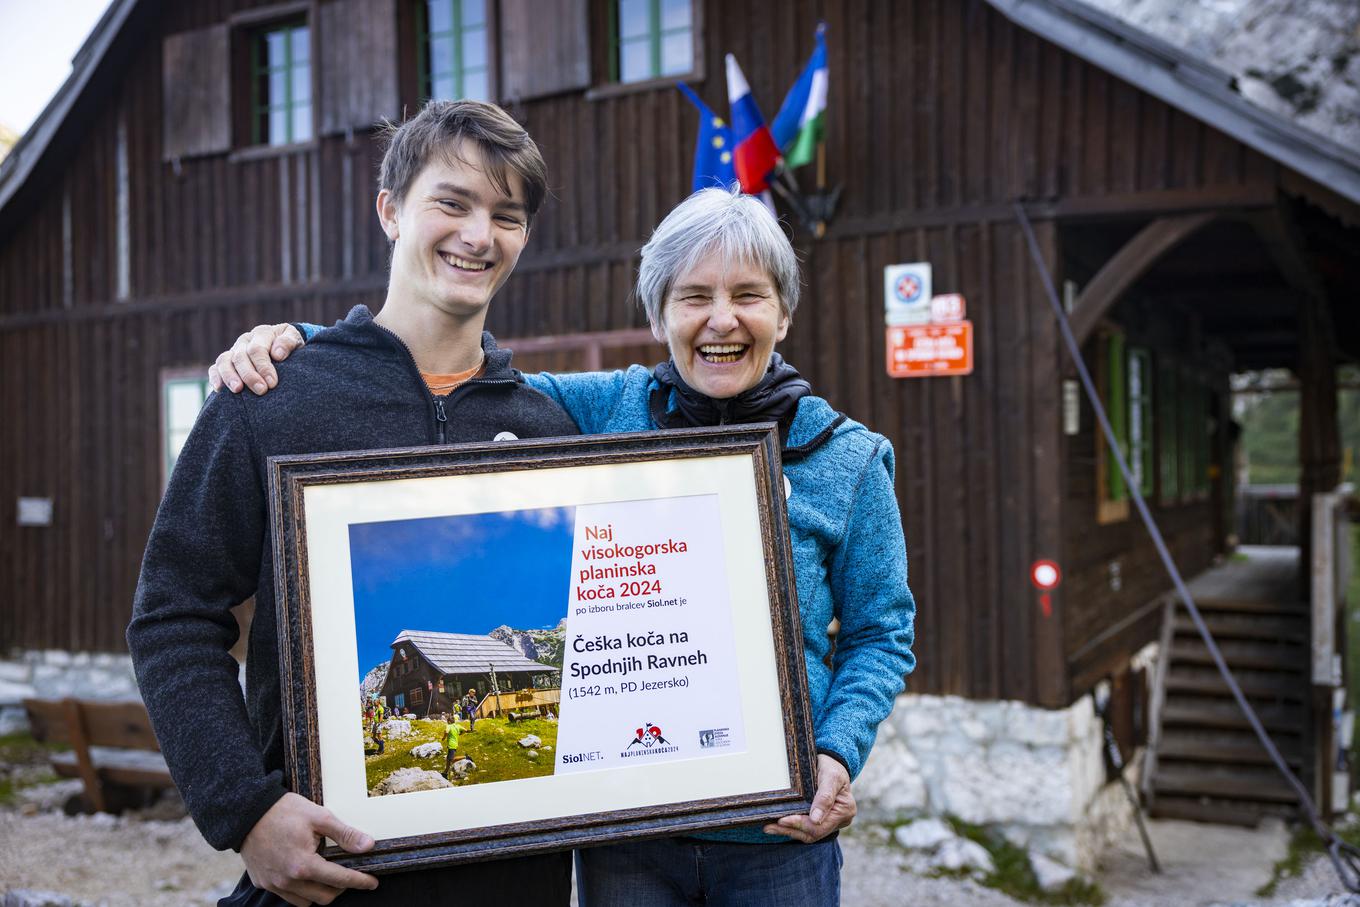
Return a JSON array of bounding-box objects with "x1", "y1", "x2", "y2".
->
[
  {"x1": 392, "y1": 629, "x2": 560, "y2": 676},
  {"x1": 0, "y1": 0, "x2": 153, "y2": 233},
  {"x1": 984, "y1": 0, "x2": 1360, "y2": 206}
]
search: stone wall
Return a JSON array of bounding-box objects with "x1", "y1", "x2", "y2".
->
[
  {"x1": 852, "y1": 690, "x2": 1133, "y2": 871},
  {"x1": 0, "y1": 650, "x2": 140, "y2": 735}
]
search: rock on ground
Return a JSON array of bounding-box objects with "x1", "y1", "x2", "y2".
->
[
  {"x1": 1030, "y1": 849, "x2": 1078, "y2": 891},
  {"x1": 381, "y1": 719, "x2": 413, "y2": 738},
  {"x1": 410, "y1": 742, "x2": 442, "y2": 759},
  {"x1": 932, "y1": 836, "x2": 995, "y2": 875},
  {"x1": 893, "y1": 817, "x2": 954, "y2": 850},
  {"x1": 369, "y1": 767, "x2": 452, "y2": 796},
  {"x1": 519, "y1": 735, "x2": 541, "y2": 748}
]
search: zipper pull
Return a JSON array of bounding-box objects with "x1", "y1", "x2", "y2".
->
[{"x1": 434, "y1": 399, "x2": 448, "y2": 443}]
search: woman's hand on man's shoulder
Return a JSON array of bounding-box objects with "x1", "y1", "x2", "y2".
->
[{"x1": 209, "y1": 323, "x2": 305, "y2": 395}]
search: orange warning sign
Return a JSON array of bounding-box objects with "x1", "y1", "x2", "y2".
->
[{"x1": 886, "y1": 322, "x2": 974, "y2": 377}]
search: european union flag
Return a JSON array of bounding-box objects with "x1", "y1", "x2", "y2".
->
[{"x1": 676, "y1": 83, "x2": 736, "y2": 193}]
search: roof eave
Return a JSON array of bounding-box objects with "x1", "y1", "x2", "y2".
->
[
  {"x1": 0, "y1": 0, "x2": 145, "y2": 216},
  {"x1": 983, "y1": 0, "x2": 1360, "y2": 207}
]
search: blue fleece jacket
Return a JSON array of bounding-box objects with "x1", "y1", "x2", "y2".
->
[{"x1": 526, "y1": 366, "x2": 916, "y2": 844}]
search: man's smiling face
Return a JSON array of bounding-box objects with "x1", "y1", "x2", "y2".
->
[{"x1": 379, "y1": 140, "x2": 530, "y2": 319}]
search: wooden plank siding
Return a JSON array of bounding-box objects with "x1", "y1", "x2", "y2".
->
[{"x1": 0, "y1": 0, "x2": 1300, "y2": 706}]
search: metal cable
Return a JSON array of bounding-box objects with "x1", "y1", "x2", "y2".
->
[{"x1": 1012, "y1": 201, "x2": 1360, "y2": 891}]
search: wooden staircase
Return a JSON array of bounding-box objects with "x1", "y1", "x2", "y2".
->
[{"x1": 1145, "y1": 550, "x2": 1310, "y2": 826}]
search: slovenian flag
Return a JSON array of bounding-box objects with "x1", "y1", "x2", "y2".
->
[
  {"x1": 725, "y1": 54, "x2": 782, "y2": 195},
  {"x1": 771, "y1": 24, "x2": 828, "y2": 169},
  {"x1": 676, "y1": 83, "x2": 736, "y2": 192}
]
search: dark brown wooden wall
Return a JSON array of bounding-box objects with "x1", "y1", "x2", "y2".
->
[{"x1": 0, "y1": 0, "x2": 1284, "y2": 706}]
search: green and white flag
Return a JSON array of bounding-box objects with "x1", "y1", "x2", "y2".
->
[{"x1": 771, "y1": 23, "x2": 828, "y2": 170}]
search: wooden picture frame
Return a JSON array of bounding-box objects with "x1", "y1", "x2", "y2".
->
[{"x1": 269, "y1": 424, "x2": 816, "y2": 873}]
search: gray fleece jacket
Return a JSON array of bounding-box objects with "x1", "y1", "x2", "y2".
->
[{"x1": 127, "y1": 305, "x2": 580, "y2": 854}]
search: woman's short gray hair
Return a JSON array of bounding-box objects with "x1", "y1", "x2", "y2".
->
[{"x1": 637, "y1": 186, "x2": 800, "y2": 328}]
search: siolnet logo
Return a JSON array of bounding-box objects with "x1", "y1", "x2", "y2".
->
[{"x1": 620, "y1": 721, "x2": 680, "y2": 759}]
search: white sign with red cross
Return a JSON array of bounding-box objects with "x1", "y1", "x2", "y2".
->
[{"x1": 883, "y1": 262, "x2": 932, "y2": 325}]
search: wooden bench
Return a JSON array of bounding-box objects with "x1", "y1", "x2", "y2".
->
[{"x1": 22, "y1": 697, "x2": 174, "y2": 813}]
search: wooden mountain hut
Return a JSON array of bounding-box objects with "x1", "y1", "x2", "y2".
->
[{"x1": 380, "y1": 629, "x2": 560, "y2": 718}]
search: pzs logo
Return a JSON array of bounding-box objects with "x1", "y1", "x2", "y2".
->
[{"x1": 627, "y1": 722, "x2": 669, "y2": 749}]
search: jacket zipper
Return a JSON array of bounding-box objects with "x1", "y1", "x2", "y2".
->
[
  {"x1": 371, "y1": 320, "x2": 519, "y2": 444},
  {"x1": 371, "y1": 321, "x2": 452, "y2": 444},
  {"x1": 434, "y1": 399, "x2": 448, "y2": 443}
]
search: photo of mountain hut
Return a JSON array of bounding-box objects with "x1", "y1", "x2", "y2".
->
[
  {"x1": 378, "y1": 629, "x2": 561, "y2": 720},
  {"x1": 363, "y1": 629, "x2": 563, "y2": 796}
]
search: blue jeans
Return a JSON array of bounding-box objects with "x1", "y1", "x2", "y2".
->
[{"x1": 576, "y1": 835, "x2": 842, "y2": 907}]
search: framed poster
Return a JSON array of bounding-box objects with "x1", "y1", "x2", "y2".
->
[{"x1": 269, "y1": 424, "x2": 816, "y2": 872}]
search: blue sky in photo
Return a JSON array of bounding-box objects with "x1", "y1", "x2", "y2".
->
[{"x1": 349, "y1": 506, "x2": 576, "y2": 675}]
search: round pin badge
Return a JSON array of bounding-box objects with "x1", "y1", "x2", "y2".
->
[{"x1": 493, "y1": 431, "x2": 518, "y2": 442}]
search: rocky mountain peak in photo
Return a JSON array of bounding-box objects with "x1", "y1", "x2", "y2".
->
[{"x1": 489, "y1": 619, "x2": 567, "y2": 669}]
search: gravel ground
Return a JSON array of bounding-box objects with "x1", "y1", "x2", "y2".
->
[
  {"x1": 0, "y1": 782, "x2": 241, "y2": 906},
  {"x1": 3, "y1": 782, "x2": 1359, "y2": 907},
  {"x1": 838, "y1": 815, "x2": 1360, "y2": 907}
]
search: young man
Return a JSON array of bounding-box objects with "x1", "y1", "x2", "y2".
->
[
  {"x1": 461, "y1": 688, "x2": 479, "y2": 731},
  {"x1": 127, "y1": 100, "x2": 578, "y2": 907},
  {"x1": 443, "y1": 717, "x2": 462, "y2": 780}
]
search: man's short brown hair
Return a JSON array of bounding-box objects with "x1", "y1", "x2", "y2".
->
[{"x1": 378, "y1": 100, "x2": 547, "y2": 221}]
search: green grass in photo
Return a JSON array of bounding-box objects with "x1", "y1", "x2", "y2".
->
[{"x1": 363, "y1": 715, "x2": 558, "y2": 793}]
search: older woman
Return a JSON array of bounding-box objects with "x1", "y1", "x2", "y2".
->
[{"x1": 212, "y1": 187, "x2": 915, "y2": 906}]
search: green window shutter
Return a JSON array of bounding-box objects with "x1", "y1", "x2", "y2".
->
[{"x1": 1105, "y1": 333, "x2": 1128, "y2": 502}]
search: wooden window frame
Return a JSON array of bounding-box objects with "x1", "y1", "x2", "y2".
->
[
  {"x1": 1127, "y1": 346, "x2": 1154, "y2": 499},
  {"x1": 417, "y1": 0, "x2": 498, "y2": 103},
  {"x1": 159, "y1": 367, "x2": 211, "y2": 490},
  {"x1": 251, "y1": 18, "x2": 313, "y2": 147},
  {"x1": 587, "y1": 0, "x2": 703, "y2": 100},
  {"x1": 1096, "y1": 329, "x2": 1130, "y2": 525},
  {"x1": 229, "y1": 2, "x2": 318, "y2": 158}
]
